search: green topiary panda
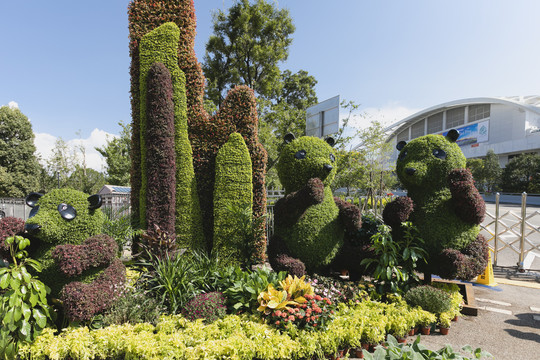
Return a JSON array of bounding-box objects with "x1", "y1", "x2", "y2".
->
[
  {"x1": 268, "y1": 134, "x2": 365, "y2": 277},
  {"x1": 24, "y1": 188, "x2": 126, "y2": 322},
  {"x1": 383, "y1": 130, "x2": 489, "y2": 281}
]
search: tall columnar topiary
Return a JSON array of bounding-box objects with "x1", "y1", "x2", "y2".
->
[
  {"x1": 213, "y1": 133, "x2": 253, "y2": 265},
  {"x1": 145, "y1": 62, "x2": 176, "y2": 238},
  {"x1": 129, "y1": 1, "x2": 267, "y2": 259},
  {"x1": 138, "y1": 22, "x2": 204, "y2": 250},
  {"x1": 383, "y1": 130, "x2": 489, "y2": 281}
]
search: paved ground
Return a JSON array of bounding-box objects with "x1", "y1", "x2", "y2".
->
[{"x1": 350, "y1": 273, "x2": 540, "y2": 359}]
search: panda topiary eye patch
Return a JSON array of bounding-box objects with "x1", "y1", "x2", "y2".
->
[
  {"x1": 398, "y1": 150, "x2": 407, "y2": 161},
  {"x1": 58, "y1": 203, "x2": 77, "y2": 221},
  {"x1": 432, "y1": 148, "x2": 447, "y2": 159},
  {"x1": 295, "y1": 150, "x2": 307, "y2": 159},
  {"x1": 330, "y1": 153, "x2": 335, "y2": 162}
]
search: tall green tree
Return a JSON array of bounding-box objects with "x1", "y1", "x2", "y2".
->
[
  {"x1": 466, "y1": 158, "x2": 484, "y2": 189},
  {"x1": 0, "y1": 106, "x2": 40, "y2": 197},
  {"x1": 203, "y1": 0, "x2": 295, "y2": 105},
  {"x1": 45, "y1": 137, "x2": 76, "y2": 190},
  {"x1": 501, "y1": 153, "x2": 540, "y2": 193},
  {"x1": 483, "y1": 149, "x2": 502, "y2": 193},
  {"x1": 96, "y1": 121, "x2": 131, "y2": 186},
  {"x1": 68, "y1": 166, "x2": 106, "y2": 195}
]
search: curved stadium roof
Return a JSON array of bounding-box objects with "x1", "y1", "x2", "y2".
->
[{"x1": 385, "y1": 95, "x2": 540, "y2": 140}]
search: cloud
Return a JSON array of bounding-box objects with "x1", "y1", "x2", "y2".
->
[
  {"x1": 347, "y1": 103, "x2": 420, "y2": 130},
  {"x1": 34, "y1": 129, "x2": 117, "y2": 172}
]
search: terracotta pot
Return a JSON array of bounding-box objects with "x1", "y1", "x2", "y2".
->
[
  {"x1": 397, "y1": 337, "x2": 407, "y2": 344},
  {"x1": 421, "y1": 326, "x2": 431, "y2": 335},
  {"x1": 355, "y1": 348, "x2": 364, "y2": 358},
  {"x1": 440, "y1": 327, "x2": 450, "y2": 335},
  {"x1": 452, "y1": 315, "x2": 459, "y2": 322},
  {"x1": 408, "y1": 328, "x2": 415, "y2": 336},
  {"x1": 361, "y1": 343, "x2": 370, "y2": 350}
]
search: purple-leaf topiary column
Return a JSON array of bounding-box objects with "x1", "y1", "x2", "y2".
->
[{"x1": 145, "y1": 62, "x2": 176, "y2": 238}]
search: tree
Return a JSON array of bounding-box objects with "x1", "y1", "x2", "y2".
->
[
  {"x1": 483, "y1": 149, "x2": 502, "y2": 193},
  {"x1": 67, "y1": 167, "x2": 106, "y2": 195},
  {"x1": 259, "y1": 70, "x2": 318, "y2": 187},
  {"x1": 0, "y1": 106, "x2": 40, "y2": 197},
  {"x1": 333, "y1": 101, "x2": 395, "y2": 197},
  {"x1": 96, "y1": 121, "x2": 131, "y2": 186},
  {"x1": 203, "y1": 0, "x2": 295, "y2": 105},
  {"x1": 466, "y1": 158, "x2": 484, "y2": 190},
  {"x1": 45, "y1": 138, "x2": 76, "y2": 190},
  {"x1": 501, "y1": 153, "x2": 540, "y2": 193}
]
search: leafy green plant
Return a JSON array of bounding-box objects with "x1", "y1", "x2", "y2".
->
[
  {"x1": 432, "y1": 282, "x2": 464, "y2": 320},
  {"x1": 222, "y1": 266, "x2": 287, "y2": 314},
  {"x1": 0, "y1": 235, "x2": 54, "y2": 359},
  {"x1": 404, "y1": 285, "x2": 452, "y2": 315},
  {"x1": 96, "y1": 288, "x2": 165, "y2": 328},
  {"x1": 364, "y1": 335, "x2": 492, "y2": 360},
  {"x1": 101, "y1": 206, "x2": 143, "y2": 256},
  {"x1": 137, "y1": 249, "x2": 200, "y2": 313},
  {"x1": 222, "y1": 202, "x2": 267, "y2": 267},
  {"x1": 361, "y1": 223, "x2": 427, "y2": 297}
]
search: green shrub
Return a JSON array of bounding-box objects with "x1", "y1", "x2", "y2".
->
[
  {"x1": 404, "y1": 285, "x2": 452, "y2": 315},
  {"x1": 213, "y1": 133, "x2": 253, "y2": 265},
  {"x1": 97, "y1": 288, "x2": 165, "y2": 328}
]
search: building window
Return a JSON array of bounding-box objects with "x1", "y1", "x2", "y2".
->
[
  {"x1": 411, "y1": 120, "x2": 425, "y2": 139},
  {"x1": 427, "y1": 112, "x2": 443, "y2": 134},
  {"x1": 468, "y1": 104, "x2": 490, "y2": 122},
  {"x1": 397, "y1": 129, "x2": 409, "y2": 142},
  {"x1": 446, "y1": 107, "x2": 465, "y2": 129}
]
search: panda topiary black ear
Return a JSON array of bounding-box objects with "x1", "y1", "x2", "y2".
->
[
  {"x1": 87, "y1": 194, "x2": 103, "y2": 210},
  {"x1": 396, "y1": 141, "x2": 407, "y2": 151},
  {"x1": 446, "y1": 129, "x2": 460, "y2": 142},
  {"x1": 26, "y1": 192, "x2": 43, "y2": 208},
  {"x1": 325, "y1": 137, "x2": 335, "y2": 147},
  {"x1": 284, "y1": 133, "x2": 295, "y2": 144}
]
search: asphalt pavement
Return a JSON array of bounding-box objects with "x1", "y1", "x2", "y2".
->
[{"x1": 350, "y1": 273, "x2": 540, "y2": 359}]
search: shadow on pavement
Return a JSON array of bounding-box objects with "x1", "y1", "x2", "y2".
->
[
  {"x1": 504, "y1": 328, "x2": 540, "y2": 343},
  {"x1": 504, "y1": 313, "x2": 540, "y2": 329}
]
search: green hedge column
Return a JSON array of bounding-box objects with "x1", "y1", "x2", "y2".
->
[
  {"x1": 213, "y1": 133, "x2": 253, "y2": 264},
  {"x1": 139, "y1": 22, "x2": 204, "y2": 250}
]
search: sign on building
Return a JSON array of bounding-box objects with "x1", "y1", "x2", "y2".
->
[{"x1": 306, "y1": 95, "x2": 340, "y2": 138}]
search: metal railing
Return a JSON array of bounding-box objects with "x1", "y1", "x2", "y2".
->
[{"x1": 479, "y1": 192, "x2": 540, "y2": 272}]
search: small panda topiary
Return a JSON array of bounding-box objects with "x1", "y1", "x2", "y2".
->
[
  {"x1": 268, "y1": 134, "x2": 365, "y2": 278},
  {"x1": 24, "y1": 188, "x2": 126, "y2": 322},
  {"x1": 383, "y1": 130, "x2": 489, "y2": 281}
]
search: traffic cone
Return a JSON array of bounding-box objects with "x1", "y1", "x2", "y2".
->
[{"x1": 476, "y1": 252, "x2": 497, "y2": 286}]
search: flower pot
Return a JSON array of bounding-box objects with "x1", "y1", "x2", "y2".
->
[
  {"x1": 421, "y1": 326, "x2": 431, "y2": 335},
  {"x1": 361, "y1": 343, "x2": 370, "y2": 350},
  {"x1": 440, "y1": 327, "x2": 450, "y2": 335},
  {"x1": 397, "y1": 337, "x2": 407, "y2": 344},
  {"x1": 355, "y1": 348, "x2": 364, "y2": 358},
  {"x1": 452, "y1": 315, "x2": 459, "y2": 322},
  {"x1": 408, "y1": 328, "x2": 415, "y2": 336}
]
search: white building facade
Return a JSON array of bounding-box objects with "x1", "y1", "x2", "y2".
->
[{"x1": 386, "y1": 96, "x2": 540, "y2": 167}]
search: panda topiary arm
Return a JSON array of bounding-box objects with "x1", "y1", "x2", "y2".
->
[
  {"x1": 447, "y1": 168, "x2": 486, "y2": 224},
  {"x1": 334, "y1": 197, "x2": 362, "y2": 234},
  {"x1": 274, "y1": 178, "x2": 325, "y2": 228},
  {"x1": 51, "y1": 234, "x2": 118, "y2": 277},
  {"x1": 382, "y1": 196, "x2": 414, "y2": 228}
]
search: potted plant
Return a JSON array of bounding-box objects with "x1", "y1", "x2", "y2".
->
[
  {"x1": 438, "y1": 311, "x2": 452, "y2": 335},
  {"x1": 417, "y1": 309, "x2": 437, "y2": 335}
]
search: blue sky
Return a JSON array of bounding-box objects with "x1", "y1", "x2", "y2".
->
[{"x1": 1, "y1": 0, "x2": 540, "y2": 170}]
